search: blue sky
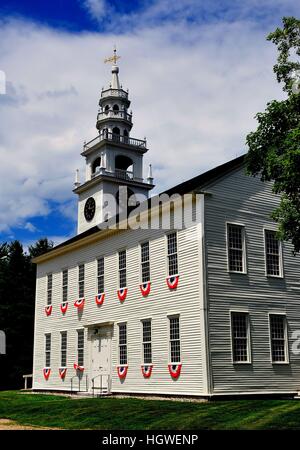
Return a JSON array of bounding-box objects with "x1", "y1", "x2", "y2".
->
[{"x1": 0, "y1": 0, "x2": 299, "y2": 248}]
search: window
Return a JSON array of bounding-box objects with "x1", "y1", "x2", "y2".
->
[
  {"x1": 269, "y1": 315, "x2": 288, "y2": 363},
  {"x1": 47, "y1": 274, "x2": 52, "y2": 305},
  {"x1": 45, "y1": 333, "x2": 51, "y2": 367},
  {"x1": 227, "y1": 224, "x2": 246, "y2": 272},
  {"x1": 265, "y1": 230, "x2": 282, "y2": 277},
  {"x1": 231, "y1": 312, "x2": 250, "y2": 363},
  {"x1": 61, "y1": 331, "x2": 67, "y2": 367},
  {"x1": 142, "y1": 320, "x2": 152, "y2": 364},
  {"x1": 167, "y1": 233, "x2": 178, "y2": 276},
  {"x1": 169, "y1": 316, "x2": 180, "y2": 363},
  {"x1": 78, "y1": 264, "x2": 85, "y2": 298},
  {"x1": 97, "y1": 257, "x2": 105, "y2": 294},
  {"x1": 77, "y1": 329, "x2": 84, "y2": 366},
  {"x1": 118, "y1": 250, "x2": 127, "y2": 288},
  {"x1": 62, "y1": 269, "x2": 68, "y2": 303},
  {"x1": 118, "y1": 323, "x2": 127, "y2": 365},
  {"x1": 141, "y1": 242, "x2": 150, "y2": 283}
]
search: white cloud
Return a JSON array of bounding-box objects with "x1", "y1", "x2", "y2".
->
[
  {"x1": 0, "y1": 4, "x2": 299, "y2": 238},
  {"x1": 82, "y1": 0, "x2": 108, "y2": 21}
]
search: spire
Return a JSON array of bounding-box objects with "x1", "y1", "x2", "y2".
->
[{"x1": 104, "y1": 47, "x2": 121, "y2": 89}]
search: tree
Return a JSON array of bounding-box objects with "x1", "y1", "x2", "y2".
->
[
  {"x1": 0, "y1": 238, "x2": 53, "y2": 389},
  {"x1": 246, "y1": 17, "x2": 300, "y2": 252}
]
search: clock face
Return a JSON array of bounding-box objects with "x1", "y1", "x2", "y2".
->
[{"x1": 84, "y1": 197, "x2": 96, "y2": 221}]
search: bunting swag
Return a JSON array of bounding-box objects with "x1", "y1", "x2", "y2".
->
[
  {"x1": 74, "y1": 298, "x2": 85, "y2": 310},
  {"x1": 117, "y1": 366, "x2": 128, "y2": 379},
  {"x1": 141, "y1": 365, "x2": 153, "y2": 378},
  {"x1": 43, "y1": 368, "x2": 51, "y2": 380},
  {"x1": 166, "y1": 275, "x2": 179, "y2": 290},
  {"x1": 168, "y1": 363, "x2": 182, "y2": 379},
  {"x1": 139, "y1": 282, "x2": 151, "y2": 297},
  {"x1": 73, "y1": 363, "x2": 84, "y2": 372},
  {"x1": 59, "y1": 368, "x2": 67, "y2": 379},
  {"x1": 117, "y1": 288, "x2": 128, "y2": 302},
  {"x1": 60, "y1": 302, "x2": 68, "y2": 314},
  {"x1": 95, "y1": 293, "x2": 105, "y2": 306},
  {"x1": 45, "y1": 305, "x2": 52, "y2": 316}
]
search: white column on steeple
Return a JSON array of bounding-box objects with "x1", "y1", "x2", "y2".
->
[
  {"x1": 147, "y1": 164, "x2": 154, "y2": 184},
  {"x1": 74, "y1": 169, "x2": 80, "y2": 187}
]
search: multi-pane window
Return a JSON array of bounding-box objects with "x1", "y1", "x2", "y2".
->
[
  {"x1": 169, "y1": 316, "x2": 181, "y2": 363},
  {"x1": 118, "y1": 250, "x2": 127, "y2": 288},
  {"x1": 61, "y1": 331, "x2": 67, "y2": 367},
  {"x1": 118, "y1": 323, "x2": 127, "y2": 365},
  {"x1": 47, "y1": 274, "x2": 52, "y2": 305},
  {"x1": 62, "y1": 269, "x2": 68, "y2": 303},
  {"x1": 45, "y1": 333, "x2": 51, "y2": 367},
  {"x1": 78, "y1": 264, "x2": 85, "y2": 298},
  {"x1": 167, "y1": 233, "x2": 178, "y2": 276},
  {"x1": 142, "y1": 320, "x2": 152, "y2": 364},
  {"x1": 141, "y1": 242, "x2": 150, "y2": 283},
  {"x1": 231, "y1": 312, "x2": 250, "y2": 363},
  {"x1": 227, "y1": 224, "x2": 245, "y2": 272},
  {"x1": 97, "y1": 257, "x2": 104, "y2": 293},
  {"x1": 265, "y1": 230, "x2": 281, "y2": 276},
  {"x1": 270, "y1": 315, "x2": 288, "y2": 363},
  {"x1": 77, "y1": 329, "x2": 84, "y2": 366}
]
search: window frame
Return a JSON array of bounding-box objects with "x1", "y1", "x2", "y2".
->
[
  {"x1": 77, "y1": 329, "x2": 84, "y2": 367},
  {"x1": 78, "y1": 263, "x2": 85, "y2": 299},
  {"x1": 268, "y1": 313, "x2": 289, "y2": 364},
  {"x1": 230, "y1": 310, "x2": 252, "y2": 364},
  {"x1": 141, "y1": 318, "x2": 152, "y2": 365},
  {"x1": 168, "y1": 314, "x2": 181, "y2": 364},
  {"x1": 45, "y1": 333, "x2": 51, "y2": 368},
  {"x1": 140, "y1": 241, "x2": 150, "y2": 284},
  {"x1": 118, "y1": 249, "x2": 127, "y2": 289},
  {"x1": 264, "y1": 228, "x2": 284, "y2": 278},
  {"x1": 118, "y1": 322, "x2": 128, "y2": 366},
  {"x1": 97, "y1": 256, "x2": 105, "y2": 294},
  {"x1": 62, "y1": 268, "x2": 68, "y2": 303},
  {"x1": 60, "y1": 331, "x2": 67, "y2": 368},
  {"x1": 46, "y1": 273, "x2": 53, "y2": 306},
  {"x1": 166, "y1": 232, "x2": 179, "y2": 277},
  {"x1": 226, "y1": 222, "x2": 247, "y2": 274}
]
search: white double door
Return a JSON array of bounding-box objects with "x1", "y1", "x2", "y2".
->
[{"x1": 90, "y1": 328, "x2": 112, "y2": 393}]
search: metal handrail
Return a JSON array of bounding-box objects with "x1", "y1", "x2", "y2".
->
[
  {"x1": 91, "y1": 374, "x2": 111, "y2": 397},
  {"x1": 84, "y1": 132, "x2": 146, "y2": 151},
  {"x1": 70, "y1": 374, "x2": 88, "y2": 394}
]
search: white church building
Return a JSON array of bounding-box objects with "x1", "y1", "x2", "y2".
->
[{"x1": 32, "y1": 52, "x2": 300, "y2": 397}]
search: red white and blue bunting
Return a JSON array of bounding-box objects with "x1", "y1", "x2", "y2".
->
[
  {"x1": 117, "y1": 288, "x2": 128, "y2": 303},
  {"x1": 59, "y1": 368, "x2": 67, "y2": 379},
  {"x1": 43, "y1": 368, "x2": 51, "y2": 380},
  {"x1": 168, "y1": 363, "x2": 182, "y2": 379},
  {"x1": 95, "y1": 293, "x2": 105, "y2": 306},
  {"x1": 166, "y1": 275, "x2": 179, "y2": 290},
  {"x1": 141, "y1": 365, "x2": 153, "y2": 378},
  {"x1": 117, "y1": 365, "x2": 128, "y2": 379},
  {"x1": 139, "y1": 282, "x2": 151, "y2": 297},
  {"x1": 74, "y1": 298, "x2": 85, "y2": 310},
  {"x1": 60, "y1": 302, "x2": 68, "y2": 314},
  {"x1": 45, "y1": 305, "x2": 52, "y2": 316},
  {"x1": 73, "y1": 363, "x2": 84, "y2": 372}
]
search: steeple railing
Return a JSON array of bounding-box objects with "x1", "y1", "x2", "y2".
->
[
  {"x1": 101, "y1": 88, "x2": 128, "y2": 99},
  {"x1": 83, "y1": 132, "x2": 147, "y2": 151},
  {"x1": 97, "y1": 110, "x2": 132, "y2": 123}
]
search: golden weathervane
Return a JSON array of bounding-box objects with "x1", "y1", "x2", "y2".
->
[{"x1": 104, "y1": 47, "x2": 121, "y2": 65}]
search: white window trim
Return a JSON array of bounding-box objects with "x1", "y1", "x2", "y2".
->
[
  {"x1": 45, "y1": 333, "x2": 51, "y2": 368},
  {"x1": 139, "y1": 240, "x2": 151, "y2": 284},
  {"x1": 61, "y1": 268, "x2": 68, "y2": 304},
  {"x1": 46, "y1": 273, "x2": 53, "y2": 306},
  {"x1": 96, "y1": 256, "x2": 105, "y2": 294},
  {"x1": 226, "y1": 222, "x2": 247, "y2": 274},
  {"x1": 78, "y1": 262, "x2": 85, "y2": 299},
  {"x1": 118, "y1": 249, "x2": 127, "y2": 289},
  {"x1": 140, "y1": 318, "x2": 153, "y2": 365},
  {"x1": 77, "y1": 328, "x2": 85, "y2": 366},
  {"x1": 165, "y1": 231, "x2": 179, "y2": 277},
  {"x1": 60, "y1": 331, "x2": 67, "y2": 368},
  {"x1": 167, "y1": 314, "x2": 181, "y2": 365},
  {"x1": 230, "y1": 310, "x2": 252, "y2": 364},
  {"x1": 118, "y1": 322, "x2": 128, "y2": 366},
  {"x1": 263, "y1": 228, "x2": 284, "y2": 278},
  {"x1": 268, "y1": 312, "x2": 289, "y2": 365}
]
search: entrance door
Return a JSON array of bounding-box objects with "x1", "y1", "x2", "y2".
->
[{"x1": 90, "y1": 327, "x2": 112, "y2": 394}]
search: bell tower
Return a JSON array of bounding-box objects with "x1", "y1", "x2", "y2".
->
[{"x1": 74, "y1": 49, "x2": 154, "y2": 234}]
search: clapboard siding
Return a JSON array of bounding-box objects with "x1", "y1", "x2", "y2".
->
[
  {"x1": 33, "y1": 218, "x2": 208, "y2": 396},
  {"x1": 204, "y1": 165, "x2": 300, "y2": 394}
]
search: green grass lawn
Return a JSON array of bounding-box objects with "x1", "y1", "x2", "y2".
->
[{"x1": 1, "y1": 391, "x2": 300, "y2": 429}]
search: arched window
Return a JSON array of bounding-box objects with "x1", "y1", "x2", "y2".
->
[
  {"x1": 123, "y1": 129, "x2": 129, "y2": 143},
  {"x1": 92, "y1": 157, "x2": 101, "y2": 175},
  {"x1": 113, "y1": 104, "x2": 119, "y2": 114},
  {"x1": 115, "y1": 154, "x2": 133, "y2": 171},
  {"x1": 112, "y1": 127, "x2": 120, "y2": 141},
  {"x1": 104, "y1": 105, "x2": 110, "y2": 113}
]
